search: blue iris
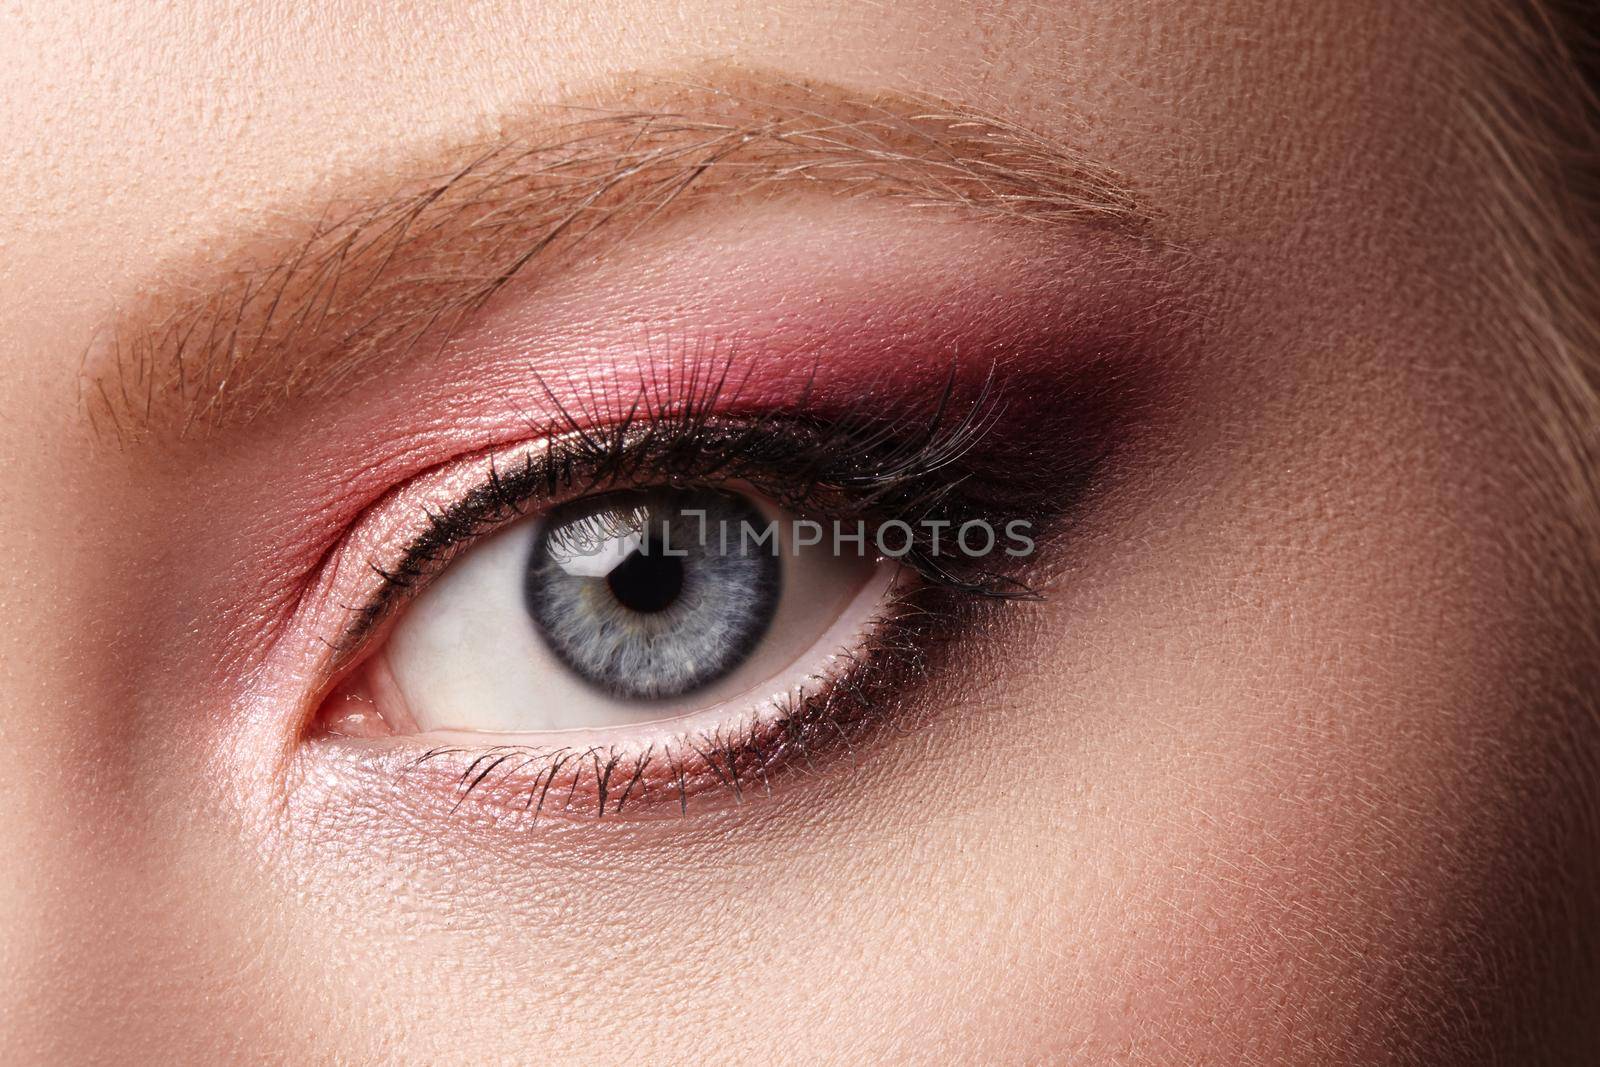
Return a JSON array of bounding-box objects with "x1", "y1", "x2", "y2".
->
[{"x1": 524, "y1": 488, "x2": 781, "y2": 699}]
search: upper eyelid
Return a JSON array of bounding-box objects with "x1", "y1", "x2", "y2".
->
[
  {"x1": 333, "y1": 415, "x2": 942, "y2": 645},
  {"x1": 274, "y1": 340, "x2": 1149, "y2": 752},
  {"x1": 312, "y1": 381, "x2": 1061, "y2": 672}
]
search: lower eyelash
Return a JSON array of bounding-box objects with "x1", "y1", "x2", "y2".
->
[{"x1": 309, "y1": 577, "x2": 984, "y2": 820}]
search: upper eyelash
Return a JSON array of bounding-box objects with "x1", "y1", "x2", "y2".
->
[{"x1": 339, "y1": 360, "x2": 1056, "y2": 651}]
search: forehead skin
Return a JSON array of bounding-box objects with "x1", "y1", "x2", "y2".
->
[{"x1": 0, "y1": 1, "x2": 1596, "y2": 1065}]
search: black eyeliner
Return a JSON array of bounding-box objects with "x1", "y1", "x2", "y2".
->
[{"x1": 339, "y1": 366, "x2": 1064, "y2": 654}]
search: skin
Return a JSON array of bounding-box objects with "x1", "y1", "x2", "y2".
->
[{"x1": 1, "y1": 1, "x2": 1596, "y2": 1064}]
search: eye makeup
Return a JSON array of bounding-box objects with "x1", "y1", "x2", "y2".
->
[
  {"x1": 252, "y1": 204, "x2": 1197, "y2": 829},
  {"x1": 337, "y1": 364, "x2": 1043, "y2": 649},
  {"x1": 299, "y1": 358, "x2": 1093, "y2": 819}
]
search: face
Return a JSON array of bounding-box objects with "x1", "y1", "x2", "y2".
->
[{"x1": 2, "y1": 1, "x2": 1596, "y2": 1062}]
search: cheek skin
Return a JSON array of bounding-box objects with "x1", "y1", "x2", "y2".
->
[{"x1": 1026, "y1": 346, "x2": 1598, "y2": 1060}]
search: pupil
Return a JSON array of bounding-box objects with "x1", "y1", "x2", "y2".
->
[{"x1": 605, "y1": 546, "x2": 683, "y2": 614}]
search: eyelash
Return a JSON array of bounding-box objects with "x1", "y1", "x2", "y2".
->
[
  {"x1": 310, "y1": 361, "x2": 1076, "y2": 818},
  {"x1": 342, "y1": 366, "x2": 1044, "y2": 643}
]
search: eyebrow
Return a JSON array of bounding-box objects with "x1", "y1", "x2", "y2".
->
[{"x1": 85, "y1": 71, "x2": 1150, "y2": 442}]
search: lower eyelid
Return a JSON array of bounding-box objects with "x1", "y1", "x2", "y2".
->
[{"x1": 305, "y1": 577, "x2": 928, "y2": 820}]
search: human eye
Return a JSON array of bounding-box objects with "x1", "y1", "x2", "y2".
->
[{"x1": 300, "y1": 364, "x2": 1068, "y2": 819}]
